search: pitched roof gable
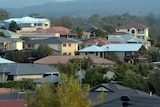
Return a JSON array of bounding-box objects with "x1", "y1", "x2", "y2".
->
[{"x1": 117, "y1": 22, "x2": 148, "y2": 29}]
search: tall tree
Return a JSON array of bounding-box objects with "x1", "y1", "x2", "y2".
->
[
  {"x1": 8, "y1": 21, "x2": 19, "y2": 32},
  {"x1": 0, "y1": 8, "x2": 10, "y2": 21},
  {"x1": 71, "y1": 25, "x2": 83, "y2": 38},
  {"x1": 26, "y1": 74, "x2": 93, "y2": 107}
]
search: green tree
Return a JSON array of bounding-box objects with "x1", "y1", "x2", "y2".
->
[
  {"x1": 103, "y1": 24, "x2": 116, "y2": 34},
  {"x1": 27, "y1": 74, "x2": 92, "y2": 107},
  {"x1": 91, "y1": 28, "x2": 107, "y2": 38},
  {"x1": 82, "y1": 67, "x2": 109, "y2": 87},
  {"x1": 149, "y1": 72, "x2": 160, "y2": 96},
  {"x1": 0, "y1": 32, "x2": 5, "y2": 37},
  {"x1": 8, "y1": 21, "x2": 19, "y2": 32},
  {"x1": 0, "y1": 8, "x2": 10, "y2": 21},
  {"x1": 71, "y1": 25, "x2": 83, "y2": 38},
  {"x1": 33, "y1": 44, "x2": 53, "y2": 59},
  {"x1": 122, "y1": 70, "x2": 148, "y2": 91},
  {"x1": 6, "y1": 51, "x2": 32, "y2": 63}
]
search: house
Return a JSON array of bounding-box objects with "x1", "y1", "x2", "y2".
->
[
  {"x1": 78, "y1": 44, "x2": 143, "y2": 62},
  {"x1": 116, "y1": 21, "x2": 149, "y2": 40},
  {"x1": 88, "y1": 82, "x2": 160, "y2": 107},
  {"x1": 0, "y1": 36, "x2": 24, "y2": 51},
  {"x1": 24, "y1": 37, "x2": 79, "y2": 56},
  {"x1": 33, "y1": 55, "x2": 116, "y2": 67},
  {"x1": 0, "y1": 29, "x2": 24, "y2": 51},
  {"x1": 0, "y1": 63, "x2": 59, "y2": 82},
  {"x1": 108, "y1": 34, "x2": 151, "y2": 49},
  {"x1": 79, "y1": 38, "x2": 110, "y2": 49},
  {"x1": 4, "y1": 16, "x2": 50, "y2": 30}
]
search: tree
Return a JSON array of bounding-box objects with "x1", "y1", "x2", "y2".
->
[
  {"x1": 103, "y1": 24, "x2": 116, "y2": 34},
  {"x1": 149, "y1": 72, "x2": 160, "y2": 96},
  {"x1": 122, "y1": 70, "x2": 148, "y2": 91},
  {"x1": 71, "y1": 25, "x2": 83, "y2": 38},
  {"x1": 82, "y1": 67, "x2": 109, "y2": 87},
  {"x1": 8, "y1": 21, "x2": 19, "y2": 32},
  {"x1": 91, "y1": 28, "x2": 107, "y2": 38},
  {"x1": 0, "y1": 8, "x2": 10, "y2": 21},
  {"x1": 33, "y1": 44, "x2": 53, "y2": 59},
  {"x1": 26, "y1": 74, "x2": 93, "y2": 107}
]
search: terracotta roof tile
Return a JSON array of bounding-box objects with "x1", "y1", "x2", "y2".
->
[
  {"x1": 32, "y1": 26, "x2": 70, "y2": 35},
  {"x1": 0, "y1": 88, "x2": 11, "y2": 94},
  {"x1": 0, "y1": 99, "x2": 25, "y2": 107},
  {"x1": 34, "y1": 55, "x2": 116, "y2": 65},
  {"x1": 109, "y1": 32, "x2": 129, "y2": 35},
  {"x1": 81, "y1": 38, "x2": 110, "y2": 45},
  {"x1": 118, "y1": 22, "x2": 148, "y2": 29}
]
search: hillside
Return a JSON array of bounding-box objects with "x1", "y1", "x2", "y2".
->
[{"x1": 3, "y1": 0, "x2": 160, "y2": 18}]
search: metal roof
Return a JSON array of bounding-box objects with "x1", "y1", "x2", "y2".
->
[
  {"x1": 0, "y1": 63, "x2": 59, "y2": 75},
  {"x1": 4, "y1": 16, "x2": 49, "y2": 23},
  {"x1": 0, "y1": 57, "x2": 15, "y2": 64},
  {"x1": 78, "y1": 44, "x2": 142, "y2": 52}
]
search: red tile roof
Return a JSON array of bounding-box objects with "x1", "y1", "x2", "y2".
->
[
  {"x1": 32, "y1": 26, "x2": 70, "y2": 35},
  {"x1": 34, "y1": 55, "x2": 116, "y2": 65},
  {"x1": 0, "y1": 88, "x2": 11, "y2": 94},
  {"x1": 0, "y1": 99, "x2": 25, "y2": 107},
  {"x1": 80, "y1": 38, "x2": 110, "y2": 45},
  {"x1": 117, "y1": 22, "x2": 148, "y2": 29}
]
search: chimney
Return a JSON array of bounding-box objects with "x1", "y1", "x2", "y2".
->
[{"x1": 121, "y1": 96, "x2": 130, "y2": 107}]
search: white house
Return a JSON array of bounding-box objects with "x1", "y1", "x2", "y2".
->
[
  {"x1": 4, "y1": 16, "x2": 50, "y2": 30},
  {"x1": 116, "y1": 22, "x2": 149, "y2": 40}
]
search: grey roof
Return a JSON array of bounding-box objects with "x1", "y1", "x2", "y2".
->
[
  {"x1": 88, "y1": 83, "x2": 150, "y2": 103},
  {"x1": 0, "y1": 36, "x2": 23, "y2": 43},
  {"x1": 0, "y1": 29, "x2": 22, "y2": 37},
  {"x1": 26, "y1": 37, "x2": 77, "y2": 44},
  {"x1": 93, "y1": 95, "x2": 160, "y2": 107},
  {"x1": 33, "y1": 75, "x2": 61, "y2": 83},
  {"x1": 0, "y1": 63, "x2": 59, "y2": 75},
  {"x1": 109, "y1": 34, "x2": 150, "y2": 44},
  {"x1": 0, "y1": 92, "x2": 25, "y2": 100}
]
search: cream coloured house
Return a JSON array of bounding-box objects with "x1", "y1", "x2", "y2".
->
[
  {"x1": 0, "y1": 29, "x2": 24, "y2": 50},
  {"x1": 116, "y1": 22, "x2": 149, "y2": 40},
  {"x1": 24, "y1": 37, "x2": 78, "y2": 56}
]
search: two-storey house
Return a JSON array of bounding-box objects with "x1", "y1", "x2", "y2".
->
[
  {"x1": 24, "y1": 37, "x2": 78, "y2": 56},
  {"x1": 116, "y1": 22, "x2": 149, "y2": 40}
]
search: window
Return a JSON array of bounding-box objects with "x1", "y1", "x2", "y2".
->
[
  {"x1": 63, "y1": 44, "x2": 66, "y2": 47},
  {"x1": 68, "y1": 52, "x2": 72, "y2": 55},
  {"x1": 63, "y1": 52, "x2": 67, "y2": 55},
  {"x1": 131, "y1": 30, "x2": 135, "y2": 34},
  {"x1": 138, "y1": 29, "x2": 144, "y2": 34},
  {"x1": 45, "y1": 24, "x2": 48, "y2": 26},
  {"x1": 68, "y1": 44, "x2": 71, "y2": 47}
]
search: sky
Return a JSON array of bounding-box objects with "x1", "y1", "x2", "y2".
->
[{"x1": 0, "y1": 0, "x2": 77, "y2": 8}]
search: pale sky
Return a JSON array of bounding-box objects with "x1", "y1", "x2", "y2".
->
[{"x1": 0, "y1": 0, "x2": 77, "y2": 8}]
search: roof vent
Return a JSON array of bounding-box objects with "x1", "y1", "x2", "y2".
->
[{"x1": 121, "y1": 96, "x2": 130, "y2": 107}]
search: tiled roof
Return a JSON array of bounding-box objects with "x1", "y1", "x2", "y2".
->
[
  {"x1": 80, "y1": 38, "x2": 110, "y2": 45},
  {"x1": 32, "y1": 26, "x2": 70, "y2": 35},
  {"x1": 26, "y1": 37, "x2": 77, "y2": 44},
  {"x1": 0, "y1": 99, "x2": 25, "y2": 107},
  {"x1": 117, "y1": 22, "x2": 148, "y2": 29},
  {"x1": 34, "y1": 55, "x2": 116, "y2": 65}
]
